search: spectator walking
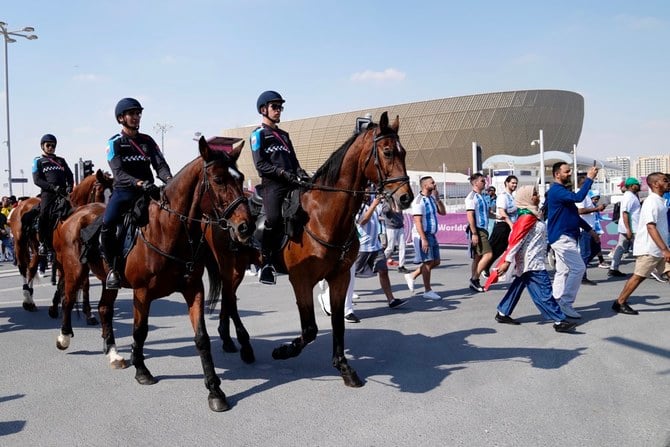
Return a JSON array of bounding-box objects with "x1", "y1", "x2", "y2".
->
[
  {"x1": 608, "y1": 177, "x2": 642, "y2": 278},
  {"x1": 404, "y1": 176, "x2": 446, "y2": 299},
  {"x1": 576, "y1": 178, "x2": 606, "y2": 285},
  {"x1": 611, "y1": 173, "x2": 670, "y2": 315},
  {"x1": 546, "y1": 161, "x2": 599, "y2": 319},
  {"x1": 590, "y1": 191, "x2": 610, "y2": 269},
  {"x1": 488, "y1": 185, "x2": 577, "y2": 332},
  {"x1": 485, "y1": 175, "x2": 518, "y2": 275},
  {"x1": 382, "y1": 201, "x2": 409, "y2": 273},
  {"x1": 465, "y1": 173, "x2": 495, "y2": 292}
]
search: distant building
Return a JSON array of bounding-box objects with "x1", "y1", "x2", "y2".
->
[
  {"x1": 606, "y1": 156, "x2": 631, "y2": 179},
  {"x1": 634, "y1": 155, "x2": 670, "y2": 177},
  {"x1": 224, "y1": 89, "x2": 584, "y2": 186}
]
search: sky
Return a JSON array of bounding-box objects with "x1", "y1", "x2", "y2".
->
[{"x1": 2, "y1": 0, "x2": 669, "y2": 196}]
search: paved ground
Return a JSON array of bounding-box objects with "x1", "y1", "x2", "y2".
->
[{"x1": 0, "y1": 248, "x2": 669, "y2": 446}]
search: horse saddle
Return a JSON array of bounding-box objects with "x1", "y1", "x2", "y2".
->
[
  {"x1": 79, "y1": 195, "x2": 150, "y2": 264},
  {"x1": 251, "y1": 187, "x2": 307, "y2": 247},
  {"x1": 22, "y1": 196, "x2": 72, "y2": 234}
]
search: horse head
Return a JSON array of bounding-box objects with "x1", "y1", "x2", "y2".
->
[
  {"x1": 93, "y1": 169, "x2": 113, "y2": 203},
  {"x1": 198, "y1": 136, "x2": 254, "y2": 243},
  {"x1": 359, "y1": 111, "x2": 414, "y2": 210},
  {"x1": 69, "y1": 169, "x2": 114, "y2": 207}
]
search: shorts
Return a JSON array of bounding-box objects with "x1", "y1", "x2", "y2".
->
[
  {"x1": 471, "y1": 228, "x2": 492, "y2": 256},
  {"x1": 355, "y1": 250, "x2": 387, "y2": 278},
  {"x1": 412, "y1": 233, "x2": 441, "y2": 264},
  {"x1": 633, "y1": 255, "x2": 668, "y2": 277}
]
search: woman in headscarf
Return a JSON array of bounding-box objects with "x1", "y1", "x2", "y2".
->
[{"x1": 487, "y1": 185, "x2": 578, "y2": 332}]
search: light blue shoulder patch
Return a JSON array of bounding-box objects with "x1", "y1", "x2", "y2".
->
[
  {"x1": 31, "y1": 157, "x2": 40, "y2": 174},
  {"x1": 250, "y1": 128, "x2": 262, "y2": 152},
  {"x1": 106, "y1": 135, "x2": 120, "y2": 162}
]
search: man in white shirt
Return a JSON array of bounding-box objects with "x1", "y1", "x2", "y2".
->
[
  {"x1": 608, "y1": 177, "x2": 641, "y2": 277},
  {"x1": 612, "y1": 173, "x2": 670, "y2": 315}
]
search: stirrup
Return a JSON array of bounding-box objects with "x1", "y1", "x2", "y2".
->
[
  {"x1": 259, "y1": 264, "x2": 276, "y2": 285},
  {"x1": 38, "y1": 243, "x2": 47, "y2": 256},
  {"x1": 106, "y1": 269, "x2": 120, "y2": 290}
]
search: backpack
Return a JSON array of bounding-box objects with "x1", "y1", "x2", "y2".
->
[{"x1": 612, "y1": 202, "x2": 621, "y2": 224}]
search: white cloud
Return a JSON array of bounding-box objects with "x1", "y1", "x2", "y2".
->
[
  {"x1": 350, "y1": 68, "x2": 406, "y2": 83},
  {"x1": 614, "y1": 14, "x2": 665, "y2": 31},
  {"x1": 73, "y1": 73, "x2": 101, "y2": 82}
]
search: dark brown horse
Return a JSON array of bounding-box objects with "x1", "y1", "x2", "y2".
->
[
  {"x1": 9, "y1": 169, "x2": 113, "y2": 315},
  {"x1": 215, "y1": 112, "x2": 413, "y2": 386},
  {"x1": 52, "y1": 138, "x2": 253, "y2": 412}
]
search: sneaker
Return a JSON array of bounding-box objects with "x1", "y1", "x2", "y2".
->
[
  {"x1": 558, "y1": 301, "x2": 581, "y2": 319},
  {"x1": 650, "y1": 271, "x2": 669, "y2": 283},
  {"x1": 554, "y1": 321, "x2": 578, "y2": 332},
  {"x1": 244, "y1": 268, "x2": 257, "y2": 277},
  {"x1": 608, "y1": 269, "x2": 627, "y2": 278},
  {"x1": 388, "y1": 298, "x2": 407, "y2": 309},
  {"x1": 469, "y1": 278, "x2": 484, "y2": 293},
  {"x1": 344, "y1": 312, "x2": 360, "y2": 323},
  {"x1": 611, "y1": 300, "x2": 639, "y2": 315},
  {"x1": 598, "y1": 262, "x2": 610, "y2": 269},
  {"x1": 404, "y1": 273, "x2": 415, "y2": 294},
  {"x1": 38, "y1": 270, "x2": 47, "y2": 278},
  {"x1": 397, "y1": 266, "x2": 410, "y2": 274},
  {"x1": 352, "y1": 293, "x2": 360, "y2": 300},
  {"x1": 386, "y1": 259, "x2": 399, "y2": 267},
  {"x1": 495, "y1": 313, "x2": 520, "y2": 325},
  {"x1": 259, "y1": 264, "x2": 276, "y2": 285},
  {"x1": 581, "y1": 277, "x2": 597, "y2": 286},
  {"x1": 423, "y1": 290, "x2": 442, "y2": 300},
  {"x1": 317, "y1": 292, "x2": 331, "y2": 316}
]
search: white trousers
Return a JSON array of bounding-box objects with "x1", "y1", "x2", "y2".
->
[
  {"x1": 384, "y1": 227, "x2": 406, "y2": 266},
  {"x1": 318, "y1": 263, "x2": 355, "y2": 315},
  {"x1": 550, "y1": 235, "x2": 585, "y2": 305}
]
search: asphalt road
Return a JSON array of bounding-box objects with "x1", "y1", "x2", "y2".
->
[{"x1": 1, "y1": 248, "x2": 669, "y2": 447}]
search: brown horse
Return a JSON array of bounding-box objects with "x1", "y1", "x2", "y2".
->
[
  {"x1": 9, "y1": 169, "x2": 113, "y2": 315},
  {"x1": 216, "y1": 112, "x2": 413, "y2": 386},
  {"x1": 52, "y1": 137, "x2": 253, "y2": 412}
]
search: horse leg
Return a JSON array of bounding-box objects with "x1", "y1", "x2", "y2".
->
[
  {"x1": 186, "y1": 285, "x2": 230, "y2": 412},
  {"x1": 218, "y1": 269, "x2": 255, "y2": 363},
  {"x1": 21, "y1": 248, "x2": 39, "y2": 312},
  {"x1": 48, "y1": 282, "x2": 61, "y2": 319},
  {"x1": 271, "y1": 280, "x2": 319, "y2": 360},
  {"x1": 99, "y1": 286, "x2": 125, "y2": 369},
  {"x1": 130, "y1": 290, "x2": 157, "y2": 385},
  {"x1": 56, "y1": 269, "x2": 81, "y2": 350},
  {"x1": 217, "y1": 290, "x2": 237, "y2": 354},
  {"x1": 81, "y1": 276, "x2": 98, "y2": 325},
  {"x1": 328, "y1": 274, "x2": 363, "y2": 388}
]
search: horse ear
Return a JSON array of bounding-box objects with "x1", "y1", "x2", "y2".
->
[
  {"x1": 380, "y1": 111, "x2": 389, "y2": 129},
  {"x1": 390, "y1": 114, "x2": 400, "y2": 133},
  {"x1": 229, "y1": 140, "x2": 245, "y2": 161},
  {"x1": 95, "y1": 169, "x2": 105, "y2": 183},
  {"x1": 198, "y1": 136, "x2": 211, "y2": 161}
]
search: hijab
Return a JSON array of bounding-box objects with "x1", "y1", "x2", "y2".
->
[{"x1": 514, "y1": 185, "x2": 540, "y2": 217}]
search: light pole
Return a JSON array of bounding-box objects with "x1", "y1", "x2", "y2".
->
[
  {"x1": 531, "y1": 129, "x2": 545, "y2": 194},
  {"x1": 154, "y1": 122, "x2": 172, "y2": 153},
  {"x1": 1, "y1": 22, "x2": 38, "y2": 196}
]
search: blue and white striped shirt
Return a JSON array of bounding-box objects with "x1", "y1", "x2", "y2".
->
[
  {"x1": 356, "y1": 203, "x2": 382, "y2": 252},
  {"x1": 465, "y1": 190, "x2": 489, "y2": 230},
  {"x1": 411, "y1": 194, "x2": 439, "y2": 237}
]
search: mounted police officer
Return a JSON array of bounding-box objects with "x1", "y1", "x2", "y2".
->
[
  {"x1": 32, "y1": 133, "x2": 74, "y2": 256},
  {"x1": 251, "y1": 90, "x2": 307, "y2": 285},
  {"x1": 102, "y1": 97, "x2": 173, "y2": 289}
]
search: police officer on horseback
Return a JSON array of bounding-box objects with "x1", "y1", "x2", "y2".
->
[
  {"x1": 32, "y1": 133, "x2": 74, "y2": 256},
  {"x1": 102, "y1": 97, "x2": 173, "y2": 290},
  {"x1": 251, "y1": 90, "x2": 307, "y2": 285}
]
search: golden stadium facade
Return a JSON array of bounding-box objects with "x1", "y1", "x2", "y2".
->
[{"x1": 223, "y1": 89, "x2": 584, "y2": 185}]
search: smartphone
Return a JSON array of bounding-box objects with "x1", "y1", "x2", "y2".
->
[{"x1": 593, "y1": 159, "x2": 597, "y2": 167}]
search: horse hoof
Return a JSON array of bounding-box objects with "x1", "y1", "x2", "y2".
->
[
  {"x1": 86, "y1": 316, "x2": 99, "y2": 326},
  {"x1": 135, "y1": 374, "x2": 157, "y2": 385},
  {"x1": 56, "y1": 335, "x2": 71, "y2": 351},
  {"x1": 208, "y1": 391, "x2": 230, "y2": 412},
  {"x1": 343, "y1": 372, "x2": 364, "y2": 388},
  {"x1": 272, "y1": 344, "x2": 299, "y2": 360},
  {"x1": 109, "y1": 359, "x2": 127, "y2": 369},
  {"x1": 48, "y1": 306, "x2": 59, "y2": 319},
  {"x1": 221, "y1": 340, "x2": 238, "y2": 353},
  {"x1": 240, "y1": 347, "x2": 255, "y2": 364},
  {"x1": 22, "y1": 302, "x2": 38, "y2": 312}
]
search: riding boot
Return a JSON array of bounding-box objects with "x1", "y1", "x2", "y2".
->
[
  {"x1": 258, "y1": 228, "x2": 277, "y2": 285},
  {"x1": 100, "y1": 225, "x2": 120, "y2": 290}
]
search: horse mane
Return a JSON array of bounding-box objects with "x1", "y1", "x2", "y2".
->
[
  {"x1": 312, "y1": 123, "x2": 378, "y2": 186},
  {"x1": 69, "y1": 175, "x2": 97, "y2": 205}
]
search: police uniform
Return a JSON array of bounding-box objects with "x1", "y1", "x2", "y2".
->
[
  {"x1": 250, "y1": 123, "x2": 301, "y2": 247},
  {"x1": 104, "y1": 132, "x2": 172, "y2": 227},
  {"x1": 32, "y1": 154, "x2": 74, "y2": 249}
]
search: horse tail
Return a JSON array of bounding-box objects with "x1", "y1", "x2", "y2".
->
[{"x1": 205, "y1": 255, "x2": 222, "y2": 314}]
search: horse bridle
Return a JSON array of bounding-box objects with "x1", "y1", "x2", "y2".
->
[{"x1": 201, "y1": 157, "x2": 249, "y2": 230}]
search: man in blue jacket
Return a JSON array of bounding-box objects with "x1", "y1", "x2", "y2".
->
[{"x1": 546, "y1": 161, "x2": 599, "y2": 318}]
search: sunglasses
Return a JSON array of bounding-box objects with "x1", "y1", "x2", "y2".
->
[
  {"x1": 269, "y1": 103, "x2": 284, "y2": 111},
  {"x1": 45, "y1": 143, "x2": 56, "y2": 148},
  {"x1": 125, "y1": 110, "x2": 142, "y2": 117}
]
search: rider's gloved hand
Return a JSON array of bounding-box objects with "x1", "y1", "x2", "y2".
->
[
  {"x1": 279, "y1": 169, "x2": 298, "y2": 185},
  {"x1": 66, "y1": 186, "x2": 73, "y2": 195},
  {"x1": 296, "y1": 168, "x2": 310, "y2": 182},
  {"x1": 142, "y1": 181, "x2": 159, "y2": 197}
]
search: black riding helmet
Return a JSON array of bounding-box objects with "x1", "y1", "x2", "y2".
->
[
  {"x1": 115, "y1": 97, "x2": 143, "y2": 121},
  {"x1": 40, "y1": 134, "x2": 57, "y2": 146},
  {"x1": 256, "y1": 90, "x2": 284, "y2": 113}
]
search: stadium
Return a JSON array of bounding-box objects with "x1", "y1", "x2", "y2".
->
[{"x1": 223, "y1": 89, "x2": 584, "y2": 187}]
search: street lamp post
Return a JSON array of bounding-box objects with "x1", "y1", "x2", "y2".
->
[
  {"x1": 154, "y1": 122, "x2": 172, "y2": 153},
  {"x1": 1, "y1": 22, "x2": 38, "y2": 196},
  {"x1": 531, "y1": 129, "x2": 545, "y2": 194}
]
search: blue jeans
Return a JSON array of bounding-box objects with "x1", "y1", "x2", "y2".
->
[{"x1": 497, "y1": 270, "x2": 566, "y2": 322}]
